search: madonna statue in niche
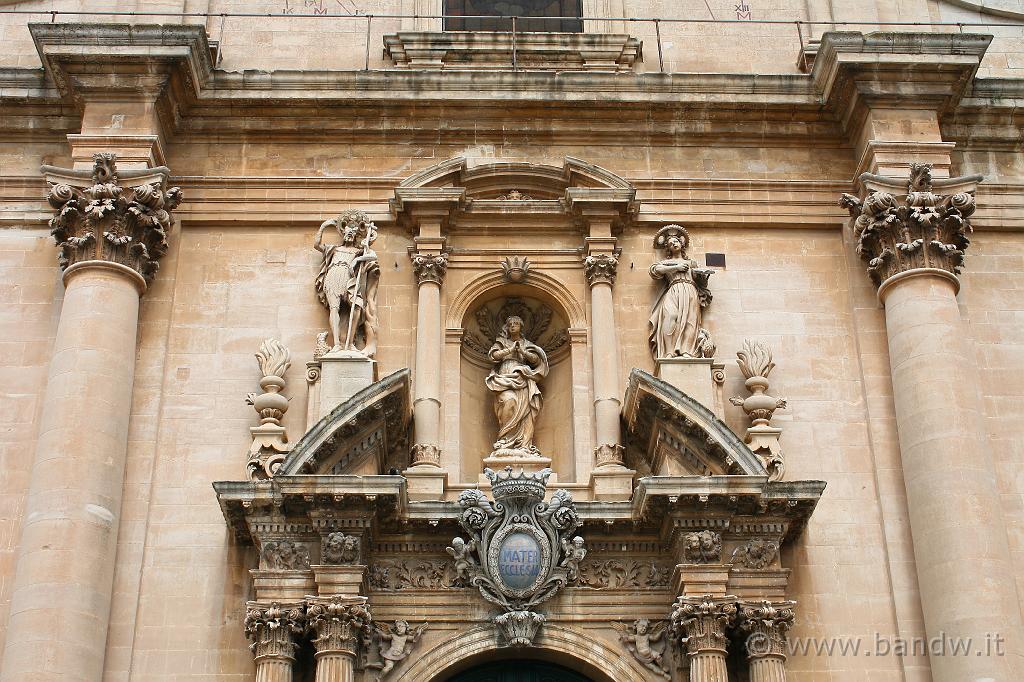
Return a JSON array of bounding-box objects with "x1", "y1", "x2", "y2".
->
[
  {"x1": 648, "y1": 224, "x2": 715, "y2": 359},
  {"x1": 485, "y1": 315, "x2": 549, "y2": 456}
]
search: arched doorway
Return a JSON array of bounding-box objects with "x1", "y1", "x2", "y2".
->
[{"x1": 446, "y1": 660, "x2": 593, "y2": 682}]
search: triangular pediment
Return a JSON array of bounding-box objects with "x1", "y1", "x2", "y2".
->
[
  {"x1": 623, "y1": 369, "x2": 767, "y2": 477},
  {"x1": 277, "y1": 369, "x2": 410, "y2": 476}
]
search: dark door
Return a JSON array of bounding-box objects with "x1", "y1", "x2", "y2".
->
[{"x1": 447, "y1": 660, "x2": 593, "y2": 682}]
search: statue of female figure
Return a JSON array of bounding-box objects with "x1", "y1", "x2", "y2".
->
[
  {"x1": 648, "y1": 225, "x2": 715, "y2": 359},
  {"x1": 485, "y1": 316, "x2": 549, "y2": 455}
]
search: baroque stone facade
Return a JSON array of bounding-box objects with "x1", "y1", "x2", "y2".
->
[{"x1": 1, "y1": 4, "x2": 1024, "y2": 682}]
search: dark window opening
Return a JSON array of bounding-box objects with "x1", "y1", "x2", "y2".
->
[{"x1": 444, "y1": 0, "x2": 583, "y2": 33}]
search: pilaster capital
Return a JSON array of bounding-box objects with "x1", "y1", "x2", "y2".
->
[
  {"x1": 411, "y1": 251, "x2": 449, "y2": 286},
  {"x1": 391, "y1": 187, "x2": 466, "y2": 233},
  {"x1": 738, "y1": 600, "x2": 796, "y2": 660},
  {"x1": 583, "y1": 252, "x2": 619, "y2": 287},
  {"x1": 42, "y1": 153, "x2": 181, "y2": 289},
  {"x1": 840, "y1": 164, "x2": 982, "y2": 290},
  {"x1": 306, "y1": 596, "x2": 372, "y2": 656},
  {"x1": 244, "y1": 601, "x2": 306, "y2": 662},
  {"x1": 670, "y1": 594, "x2": 737, "y2": 656}
]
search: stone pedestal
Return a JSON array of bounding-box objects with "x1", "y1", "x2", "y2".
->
[
  {"x1": 312, "y1": 564, "x2": 367, "y2": 596},
  {"x1": 317, "y1": 352, "x2": 377, "y2": 418},
  {"x1": 655, "y1": 357, "x2": 723, "y2": 416},
  {"x1": 404, "y1": 465, "x2": 449, "y2": 501},
  {"x1": 590, "y1": 466, "x2": 635, "y2": 501}
]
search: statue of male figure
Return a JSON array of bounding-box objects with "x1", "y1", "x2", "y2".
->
[{"x1": 314, "y1": 210, "x2": 380, "y2": 356}]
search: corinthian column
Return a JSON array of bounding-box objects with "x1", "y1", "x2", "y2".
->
[
  {"x1": 671, "y1": 595, "x2": 737, "y2": 682},
  {"x1": 0, "y1": 155, "x2": 180, "y2": 682},
  {"x1": 306, "y1": 597, "x2": 371, "y2": 682},
  {"x1": 739, "y1": 601, "x2": 795, "y2": 682},
  {"x1": 245, "y1": 602, "x2": 306, "y2": 682},
  {"x1": 409, "y1": 251, "x2": 448, "y2": 467},
  {"x1": 842, "y1": 164, "x2": 1023, "y2": 681},
  {"x1": 583, "y1": 250, "x2": 624, "y2": 466}
]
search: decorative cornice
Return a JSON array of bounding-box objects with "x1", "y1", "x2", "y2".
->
[
  {"x1": 738, "y1": 600, "x2": 796, "y2": 659},
  {"x1": 42, "y1": 153, "x2": 181, "y2": 287},
  {"x1": 583, "y1": 253, "x2": 619, "y2": 287},
  {"x1": 840, "y1": 163, "x2": 982, "y2": 288},
  {"x1": 244, "y1": 601, "x2": 305, "y2": 661},
  {"x1": 411, "y1": 252, "x2": 449, "y2": 286},
  {"x1": 306, "y1": 597, "x2": 372, "y2": 656},
  {"x1": 670, "y1": 595, "x2": 738, "y2": 655}
]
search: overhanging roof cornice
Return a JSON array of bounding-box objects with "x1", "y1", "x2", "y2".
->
[{"x1": 4, "y1": 24, "x2": 1022, "y2": 147}]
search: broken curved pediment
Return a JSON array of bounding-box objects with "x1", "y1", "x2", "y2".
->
[{"x1": 623, "y1": 369, "x2": 767, "y2": 478}]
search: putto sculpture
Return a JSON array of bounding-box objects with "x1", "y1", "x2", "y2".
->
[
  {"x1": 446, "y1": 467, "x2": 583, "y2": 647},
  {"x1": 612, "y1": 619, "x2": 671, "y2": 678},
  {"x1": 366, "y1": 620, "x2": 428, "y2": 680},
  {"x1": 314, "y1": 209, "x2": 380, "y2": 357},
  {"x1": 485, "y1": 316, "x2": 550, "y2": 456},
  {"x1": 648, "y1": 224, "x2": 715, "y2": 359}
]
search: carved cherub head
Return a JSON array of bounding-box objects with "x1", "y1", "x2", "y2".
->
[
  {"x1": 635, "y1": 618, "x2": 650, "y2": 635},
  {"x1": 451, "y1": 537, "x2": 465, "y2": 552},
  {"x1": 394, "y1": 620, "x2": 410, "y2": 635},
  {"x1": 654, "y1": 224, "x2": 690, "y2": 258}
]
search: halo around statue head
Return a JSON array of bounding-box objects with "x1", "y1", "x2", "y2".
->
[{"x1": 654, "y1": 224, "x2": 690, "y2": 255}]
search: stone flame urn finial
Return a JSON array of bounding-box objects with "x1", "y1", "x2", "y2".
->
[{"x1": 729, "y1": 340, "x2": 786, "y2": 481}]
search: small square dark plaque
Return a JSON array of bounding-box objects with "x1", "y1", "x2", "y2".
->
[{"x1": 705, "y1": 252, "x2": 726, "y2": 268}]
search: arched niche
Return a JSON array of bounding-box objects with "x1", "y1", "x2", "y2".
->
[
  {"x1": 453, "y1": 280, "x2": 580, "y2": 480},
  {"x1": 398, "y1": 624, "x2": 646, "y2": 682}
]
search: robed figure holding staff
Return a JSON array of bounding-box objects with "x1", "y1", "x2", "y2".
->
[
  {"x1": 485, "y1": 315, "x2": 549, "y2": 455},
  {"x1": 314, "y1": 210, "x2": 380, "y2": 357}
]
